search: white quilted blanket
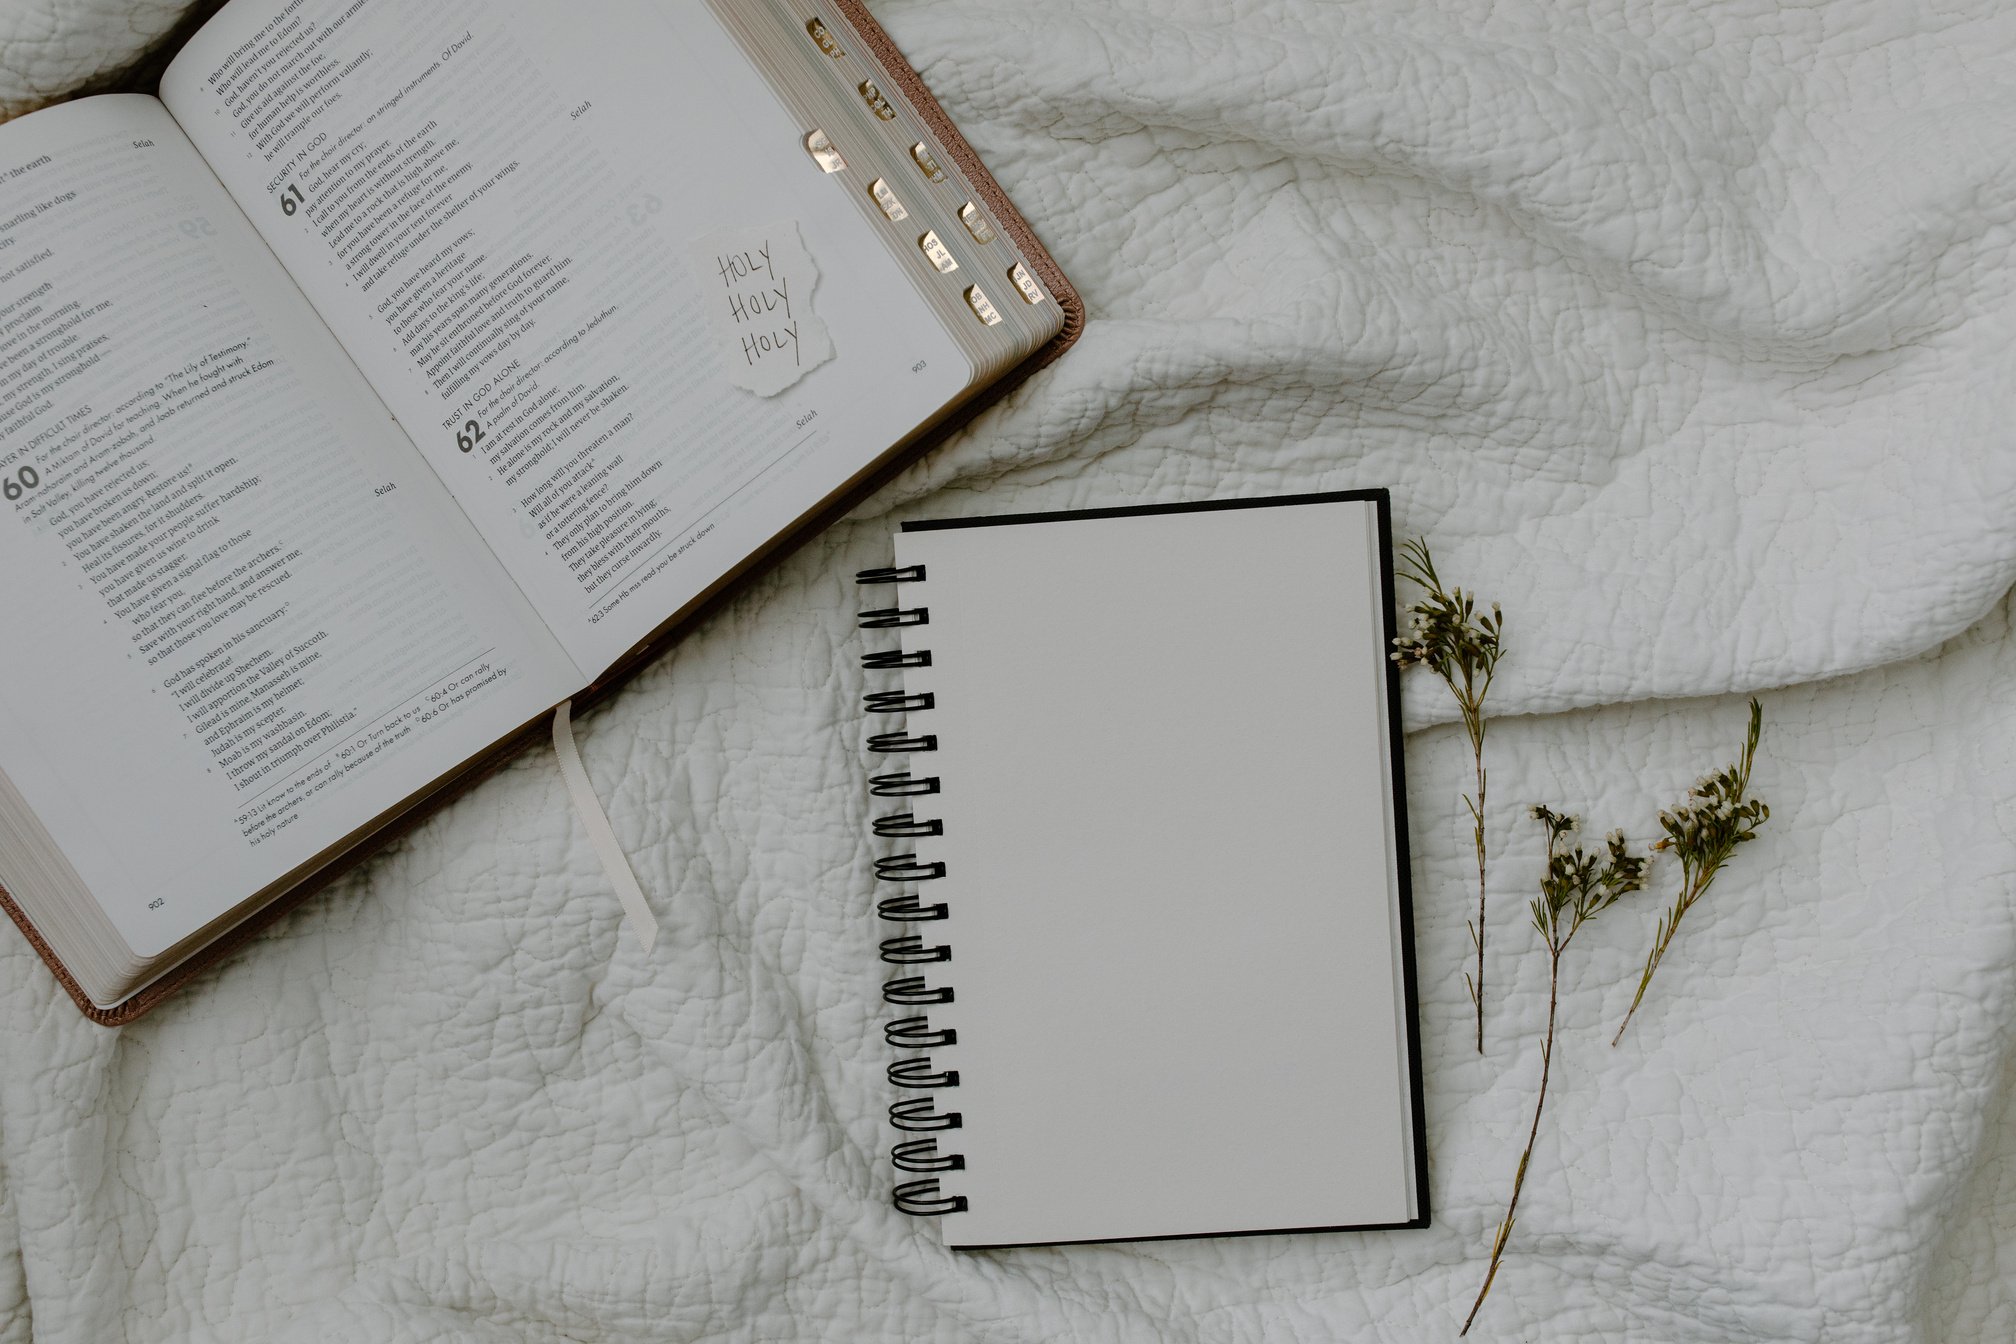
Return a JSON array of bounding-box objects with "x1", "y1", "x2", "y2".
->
[{"x1": 4, "y1": 0, "x2": 2016, "y2": 1339}]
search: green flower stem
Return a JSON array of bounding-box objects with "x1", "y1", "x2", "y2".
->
[
  {"x1": 1392, "y1": 537, "x2": 1502, "y2": 1055},
  {"x1": 1612, "y1": 872, "x2": 1691, "y2": 1049},
  {"x1": 1612, "y1": 699, "x2": 1767, "y2": 1048},
  {"x1": 1463, "y1": 810, "x2": 1645, "y2": 1336},
  {"x1": 1460, "y1": 946, "x2": 1554, "y2": 1337},
  {"x1": 1464, "y1": 706, "x2": 1488, "y2": 1056}
]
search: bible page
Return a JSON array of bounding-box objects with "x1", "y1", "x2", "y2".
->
[
  {"x1": 162, "y1": 0, "x2": 989, "y2": 676},
  {"x1": 0, "y1": 96, "x2": 575, "y2": 967}
]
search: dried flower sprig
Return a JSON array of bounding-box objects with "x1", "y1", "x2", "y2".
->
[
  {"x1": 1611, "y1": 698, "x2": 1769, "y2": 1047},
  {"x1": 1462, "y1": 808, "x2": 1648, "y2": 1336},
  {"x1": 1391, "y1": 537, "x2": 1504, "y2": 1054}
]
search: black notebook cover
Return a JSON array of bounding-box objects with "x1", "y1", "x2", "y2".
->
[{"x1": 858, "y1": 490, "x2": 1429, "y2": 1248}]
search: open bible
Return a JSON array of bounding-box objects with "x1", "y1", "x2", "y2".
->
[{"x1": 0, "y1": 0, "x2": 1079, "y2": 1022}]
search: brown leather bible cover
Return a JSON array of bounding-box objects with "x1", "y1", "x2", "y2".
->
[{"x1": 1, "y1": 0, "x2": 1082, "y2": 1025}]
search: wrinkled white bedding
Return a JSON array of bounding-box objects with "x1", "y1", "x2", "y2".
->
[{"x1": 4, "y1": 0, "x2": 2016, "y2": 1339}]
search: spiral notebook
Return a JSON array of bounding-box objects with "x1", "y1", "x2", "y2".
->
[{"x1": 856, "y1": 491, "x2": 1429, "y2": 1250}]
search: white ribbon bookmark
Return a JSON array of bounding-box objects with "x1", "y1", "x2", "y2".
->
[{"x1": 551, "y1": 700, "x2": 659, "y2": 953}]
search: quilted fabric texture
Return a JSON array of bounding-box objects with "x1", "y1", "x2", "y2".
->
[
  {"x1": 3, "y1": 0, "x2": 2016, "y2": 1340},
  {"x1": 0, "y1": 0, "x2": 182, "y2": 119}
]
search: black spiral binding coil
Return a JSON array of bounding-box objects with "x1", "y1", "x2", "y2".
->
[{"x1": 858, "y1": 563, "x2": 969, "y2": 1219}]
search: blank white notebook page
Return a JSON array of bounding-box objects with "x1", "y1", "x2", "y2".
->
[{"x1": 894, "y1": 496, "x2": 1420, "y2": 1249}]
